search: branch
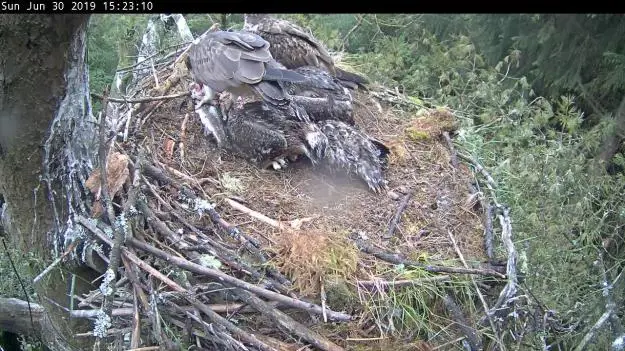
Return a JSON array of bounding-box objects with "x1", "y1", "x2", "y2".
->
[
  {"x1": 384, "y1": 191, "x2": 413, "y2": 239},
  {"x1": 128, "y1": 238, "x2": 354, "y2": 322},
  {"x1": 0, "y1": 298, "x2": 44, "y2": 337},
  {"x1": 353, "y1": 235, "x2": 506, "y2": 278},
  {"x1": 233, "y1": 288, "x2": 345, "y2": 351},
  {"x1": 90, "y1": 91, "x2": 189, "y2": 104}
]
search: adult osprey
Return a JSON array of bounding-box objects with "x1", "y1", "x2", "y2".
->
[
  {"x1": 243, "y1": 14, "x2": 369, "y2": 90},
  {"x1": 185, "y1": 28, "x2": 307, "y2": 109}
]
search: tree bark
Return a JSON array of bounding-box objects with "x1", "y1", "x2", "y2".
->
[{"x1": 0, "y1": 14, "x2": 97, "y2": 350}]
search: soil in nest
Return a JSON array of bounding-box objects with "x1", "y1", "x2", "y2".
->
[{"x1": 138, "y1": 84, "x2": 485, "y2": 281}]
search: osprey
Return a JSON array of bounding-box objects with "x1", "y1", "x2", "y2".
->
[
  {"x1": 284, "y1": 66, "x2": 355, "y2": 125},
  {"x1": 190, "y1": 88, "x2": 389, "y2": 193},
  {"x1": 243, "y1": 14, "x2": 369, "y2": 90},
  {"x1": 192, "y1": 89, "x2": 327, "y2": 171},
  {"x1": 185, "y1": 28, "x2": 307, "y2": 109}
]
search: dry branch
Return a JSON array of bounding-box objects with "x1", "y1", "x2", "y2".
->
[
  {"x1": 442, "y1": 131, "x2": 459, "y2": 168},
  {"x1": 357, "y1": 275, "x2": 451, "y2": 288},
  {"x1": 233, "y1": 288, "x2": 345, "y2": 351},
  {"x1": 91, "y1": 91, "x2": 189, "y2": 103},
  {"x1": 384, "y1": 191, "x2": 413, "y2": 239},
  {"x1": 353, "y1": 235, "x2": 506, "y2": 278},
  {"x1": 128, "y1": 238, "x2": 354, "y2": 322}
]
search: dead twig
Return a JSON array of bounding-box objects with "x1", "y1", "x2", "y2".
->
[
  {"x1": 91, "y1": 91, "x2": 189, "y2": 104},
  {"x1": 357, "y1": 275, "x2": 451, "y2": 288},
  {"x1": 384, "y1": 191, "x2": 413, "y2": 239},
  {"x1": 353, "y1": 236, "x2": 506, "y2": 279},
  {"x1": 233, "y1": 288, "x2": 345, "y2": 351},
  {"x1": 442, "y1": 131, "x2": 459, "y2": 168},
  {"x1": 128, "y1": 238, "x2": 353, "y2": 322},
  {"x1": 448, "y1": 229, "x2": 495, "y2": 350}
]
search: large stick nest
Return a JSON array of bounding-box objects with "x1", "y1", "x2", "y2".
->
[{"x1": 69, "y1": 40, "x2": 517, "y2": 351}]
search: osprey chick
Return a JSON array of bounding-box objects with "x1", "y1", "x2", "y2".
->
[{"x1": 243, "y1": 14, "x2": 369, "y2": 90}]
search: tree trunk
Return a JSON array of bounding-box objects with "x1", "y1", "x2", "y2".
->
[{"x1": 0, "y1": 14, "x2": 99, "y2": 350}]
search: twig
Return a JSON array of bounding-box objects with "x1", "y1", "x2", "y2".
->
[
  {"x1": 484, "y1": 203, "x2": 495, "y2": 264},
  {"x1": 357, "y1": 275, "x2": 451, "y2": 288},
  {"x1": 480, "y1": 206, "x2": 518, "y2": 327},
  {"x1": 442, "y1": 131, "x2": 459, "y2": 168},
  {"x1": 340, "y1": 14, "x2": 364, "y2": 51},
  {"x1": 182, "y1": 297, "x2": 277, "y2": 351},
  {"x1": 574, "y1": 311, "x2": 612, "y2": 351},
  {"x1": 457, "y1": 153, "x2": 497, "y2": 189},
  {"x1": 91, "y1": 91, "x2": 189, "y2": 104},
  {"x1": 384, "y1": 191, "x2": 413, "y2": 239},
  {"x1": 225, "y1": 198, "x2": 315, "y2": 231},
  {"x1": 128, "y1": 238, "x2": 353, "y2": 322},
  {"x1": 76, "y1": 215, "x2": 186, "y2": 293},
  {"x1": 179, "y1": 113, "x2": 189, "y2": 164},
  {"x1": 233, "y1": 288, "x2": 345, "y2": 351},
  {"x1": 441, "y1": 294, "x2": 482, "y2": 351},
  {"x1": 448, "y1": 229, "x2": 494, "y2": 350},
  {"x1": 353, "y1": 236, "x2": 506, "y2": 278},
  {"x1": 32, "y1": 238, "x2": 80, "y2": 284}
]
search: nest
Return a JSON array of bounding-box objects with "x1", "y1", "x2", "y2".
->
[{"x1": 73, "y1": 43, "x2": 515, "y2": 350}]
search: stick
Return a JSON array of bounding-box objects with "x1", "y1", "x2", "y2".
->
[
  {"x1": 128, "y1": 238, "x2": 353, "y2": 322},
  {"x1": 225, "y1": 198, "x2": 315, "y2": 230},
  {"x1": 96, "y1": 87, "x2": 125, "y2": 323},
  {"x1": 457, "y1": 153, "x2": 497, "y2": 189},
  {"x1": 233, "y1": 288, "x2": 345, "y2": 351},
  {"x1": 179, "y1": 113, "x2": 189, "y2": 164},
  {"x1": 91, "y1": 91, "x2": 189, "y2": 104},
  {"x1": 448, "y1": 229, "x2": 493, "y2": 350},
  {"x1": 183, "y1": 298, "x2": 277, "y2": 351},
  {"x1": 384, "y1": 191, "x2": 412, "y2": 239},
  {"x1": 353, "y1": 236, "x2": 506, "y2": 278},
  {"x1": 76, "y1": 216, "x2": 186, "y2": 293},
  {"x1": 442, "y1": 131, "x2": 459, "y2": 168},
  {"x1": 357, "y1": 275, "x2": 451, "y2": 288}
]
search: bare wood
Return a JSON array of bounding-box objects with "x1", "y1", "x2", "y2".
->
[
  {"x1": 225, "y1": 198, "x2": 315, "y2": 230},
  {"x1": 441, "y1": 294, "x2": 482, "y2": 351},
  {"x1": 233, "y1": 288, "x2": 345, "y2": 351},
  {"x1": 184, "y1": 297, "x2": 278, "y2": 351},
  {"x1": 448, "y1": 229, "x2": 490, "y2": 350},
  {"x1": 457, "y1": 153, "x2": 497, "y2": 189},
  {"x1": 353, "y1": 236, "x2": 506, "y2": 278},
  {"x1": 442, "y1": 131, "x2": 459, "y2": 168},
  {"x1": 76, "y1": 215, "x2": 186, "y2": 293},
  {"x1": 384, "y1": 191, "x2": 413, "y2": 239},
  {"x1": 0, "y1": 297, "x2": 44, "y2": 337},
  {"x1": 91, "y1": 91, "x2": 190, "y2": 104},
  {"x1": 357, "y1": 275, "x2": 451, "y2": 288},
  {"x1": 128, "y1": 238, "x2": 353, "y2": 321}
]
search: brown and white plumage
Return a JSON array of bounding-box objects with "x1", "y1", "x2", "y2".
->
[
  {"x1": 186, "y1": 29, "x2": 307, "y2": 107},
  {"x1": 283, "y1": 66, "x2": 355, "y2": 125},
  {"x1": 192, "y1": 89, "x2": 327, "y2": 171},
  {"x1": 243, "y1": 14, "x2": 369, "y2": 89},
  {"x1": 318, "y1": 120, "x2": 390, "y2": 193},
  {"x1": 190, "y1": 87, "x2": 389, "y2": 192}
]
